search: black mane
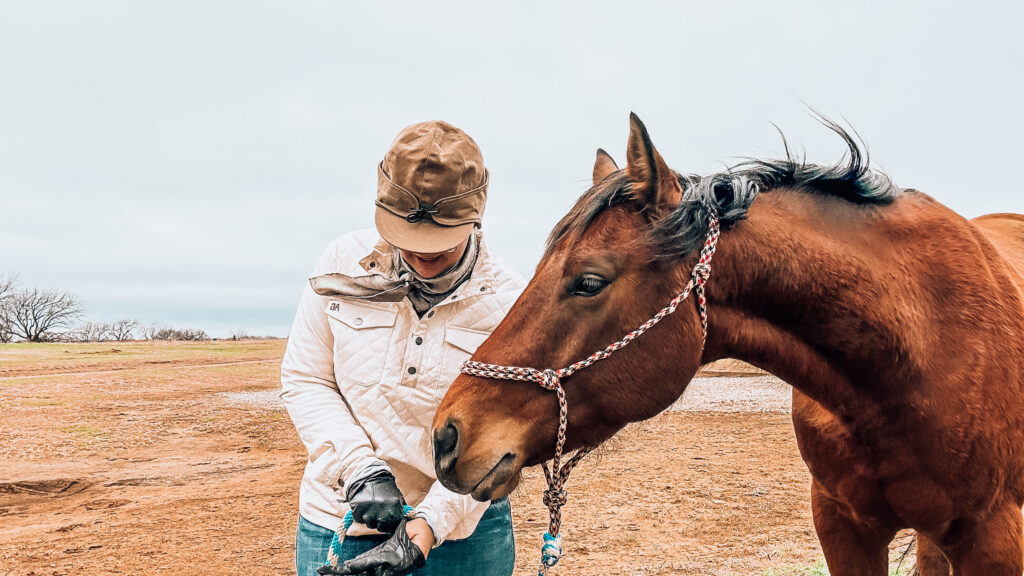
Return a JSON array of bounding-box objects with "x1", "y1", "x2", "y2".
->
[{"x1": 545, "y1": 119, "x2": 901, "y2": 260}]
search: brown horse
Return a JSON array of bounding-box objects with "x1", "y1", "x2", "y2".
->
[{"x1": 432, "y1": 113, "x2": 1024, "y2": 574}]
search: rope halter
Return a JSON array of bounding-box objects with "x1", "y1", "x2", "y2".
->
[{"x1": 461, "y1": 217, "x2": 721, "y2": 576}]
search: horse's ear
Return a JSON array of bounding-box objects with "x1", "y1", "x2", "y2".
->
[
  {"x1": 625, "y1": 112, "x2": 682, "y2": 214},
  {"x1": 592, "y1": 148, "x2": 618, "y2": 185}
]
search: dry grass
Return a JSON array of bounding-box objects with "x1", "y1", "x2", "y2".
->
[
  {"x1": 0, "y1": 339, "x2": 285, "y2": 378},
  {"x1": 0, "y1": 342, "x2": 915, "y2": 575}
]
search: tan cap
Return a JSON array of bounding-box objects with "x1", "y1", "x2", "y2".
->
[{"x1": 375, "y1": 121, "x2": 488, "y2": 253}]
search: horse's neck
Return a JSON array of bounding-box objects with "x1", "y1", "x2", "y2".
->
[{"x1": 702, "y1": 190, "x2": 1018, "y2": 418}]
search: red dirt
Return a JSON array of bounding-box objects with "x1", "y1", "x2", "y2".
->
[{"x1": 0, "y1": 342, "x2": 906, "y2": 575}]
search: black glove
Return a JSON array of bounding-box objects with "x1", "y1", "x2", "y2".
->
[
  {"x1": 317, "y1": 518, "x2": 426, "y2": 576},
  {"x1": 346, "y1": 470, "x2": 406, "y2": 533}
]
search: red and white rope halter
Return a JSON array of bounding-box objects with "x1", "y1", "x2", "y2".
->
[{"x1": 461, "y1": 217, "x2": 721, "y2": 574}]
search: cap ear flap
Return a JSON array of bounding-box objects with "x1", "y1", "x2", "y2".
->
[
  {"x1": 592, "y1": 148, "x2": 619, "y2": 185},
  {"x1": 625, "y1": 112, "x2": 683, "y2": 214}
]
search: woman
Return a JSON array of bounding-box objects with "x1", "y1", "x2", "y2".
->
[{"x1": 281, "y1": 121, "x2": 524, "y2": 576}]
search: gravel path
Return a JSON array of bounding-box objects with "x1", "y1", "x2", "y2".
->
[
  {"x1": 218, "y1": 389, "x2": 285, "y2": 409},
  {"x1": 220, "y1": 374, "x2": 792, "y2": 413},
  {"x1": 674, "y1": 375, "x2": 791, "y2": 413}
]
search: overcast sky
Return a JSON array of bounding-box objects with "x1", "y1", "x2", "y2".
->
[{"x1": 2, "y1": 1, "x2": 1022, "y2": 337}]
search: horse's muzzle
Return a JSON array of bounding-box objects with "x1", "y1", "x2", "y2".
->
[
  {"x1": 433, "y1": 418, "x2": 461, "y2": 483},
  {"x1": 433, "y1": 417, "x2": 520, "y2": 500}
]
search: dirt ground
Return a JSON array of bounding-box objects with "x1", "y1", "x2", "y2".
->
[{"x1": 0, "y1": 342, "x2": 913, "y2": 576}]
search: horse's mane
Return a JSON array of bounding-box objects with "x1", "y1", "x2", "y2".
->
[{"x1": 545, "y1": 119, "x2": 902, "y2": 260}]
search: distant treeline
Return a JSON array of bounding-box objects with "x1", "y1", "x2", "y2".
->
[{"x1": 0, "y1": 274, "x2": 274, "y2": 343}]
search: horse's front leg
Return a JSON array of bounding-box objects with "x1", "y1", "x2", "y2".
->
[
  {"x1": 915, "y1": 533, "x2": 952, "y2": 576},
  {"x1": 943, "y1": 503, "x2": 1024, "y2": 576},
  {"x1": 810, "y1": 479, "x2": 895, "y2": 576}
]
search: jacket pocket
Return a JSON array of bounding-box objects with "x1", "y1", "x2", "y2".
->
[
  {"x1": 326, "y1": 299, "x2": 398, "y2": 387},
  {"x1": 436, "y1": 325, "x2": 491, "y2": 400}
]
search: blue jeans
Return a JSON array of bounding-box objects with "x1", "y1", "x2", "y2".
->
[{"x1": 295, "y1": 498, "x2": 514, "y2": 576}]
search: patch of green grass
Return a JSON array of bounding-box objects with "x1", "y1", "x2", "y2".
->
[
  {"x1": 761, "y1": 559, "x2": 913, "y2": 576},
  {"x1": 762, "y1": 559, "x2": 828, "y2": 576},
  {"x1": 59, "y1": 424, "x2": 109, "y2": 445}
]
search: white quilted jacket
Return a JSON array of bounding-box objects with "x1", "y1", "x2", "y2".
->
[{"x1": 280, "y1": 228, "x2": 525, "y2": 544}]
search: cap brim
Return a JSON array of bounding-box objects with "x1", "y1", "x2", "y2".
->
[{"x1": 375, "y1": 207, "x2": 475, "y2": 253}]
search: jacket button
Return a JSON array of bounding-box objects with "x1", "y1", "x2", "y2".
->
[
  {"x1": 480, "y1": 286, "x2": 488, "y2": 292},
  {"x1": 408, "y1": 367, "x2": 417, "y2": 375},
  {"x1": 369, "y1": 262, "x2": 376, "y2": 268},
  {"x1": 353, "y1": 317, "x2": 363, "y2": 326},
  {"x1": 427, "y1": 311, "x2": 435, "y2": 318},
  {"x1": 415, "y1": 337, "x2": 423, "y2": 345}
]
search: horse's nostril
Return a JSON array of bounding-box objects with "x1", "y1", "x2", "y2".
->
[{"x1": 434, "y1": 420, "x2": 460, "y2": 473}]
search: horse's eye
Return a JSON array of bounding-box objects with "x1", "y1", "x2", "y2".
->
[{"x1": 569, "y1": 274, "x2": 610, "y2": 297}]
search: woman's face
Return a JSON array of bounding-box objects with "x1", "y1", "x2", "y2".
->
[{"x1": 399, "y1": 236, "x2": 470, "y2": 279}]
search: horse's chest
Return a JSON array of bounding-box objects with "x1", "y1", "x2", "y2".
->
[
  {"x1": 791, "y1": 392, "x2": 965, "y2": 531},
  {"x1": 791, "y1": 392, "x2": 906, "y2": 519}
]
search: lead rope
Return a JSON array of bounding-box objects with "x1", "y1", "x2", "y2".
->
[
  {"x1": 326, "y1": 505, "x2": 417, "y2": 567},
  {"x1": 461, "y1": 217, "x2": 720, "y2": 576}
]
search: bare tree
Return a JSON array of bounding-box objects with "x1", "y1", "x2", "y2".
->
[
  {"x1": 5, "y1": 288, "x2": 84, "y2": 342},
  {"x1": 0, "y1": 274, "x2": 19, "y2": 343},
  {"x1": 141, "y1": 323, "x2": 207, "y2": 341},
  {"x1": 73, "y1": 321, "x2": 111, "y2": 342},
  {"x1": 141, "y1": 323, "x2": 168, "y2": 340},
  {"x1": 108, "y1": 318, "x2": 138, "y2": 341},
  {"x1": 0, "y1": 275, "x2": 14, "y2": 300},
  {"x1": 68, "y1": 318, "x2": 137, "y2": 342},
  {"x1": 174, "y1": 328, "x2": 208, "y2": 341}
]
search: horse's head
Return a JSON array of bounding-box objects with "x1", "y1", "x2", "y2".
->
[{"x1": 433, "y1": 114, "x2": 715, "y2": 500}]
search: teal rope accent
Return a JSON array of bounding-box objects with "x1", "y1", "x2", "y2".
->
[
  {"x1": 538, "y1": 531, "x2": 563, "y2": 575},
  {"x1": 327, "y1": 505, "x2": 416, "y2": 567}
]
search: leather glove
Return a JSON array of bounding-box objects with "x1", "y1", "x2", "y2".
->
[
  {"x1": 317, "y1": 518, "x2": 426, "y2": 576},
  {"x1": 346, "y1": 470, "x2": 406, "y2": 533}
]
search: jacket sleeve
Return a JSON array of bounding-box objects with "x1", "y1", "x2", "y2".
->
[
  {"x1": 280, "y1": 281, "x2": 386, "y2": 494},
  {"x1": 415, "y1": 480, "x2": 491, "y2": 546}
]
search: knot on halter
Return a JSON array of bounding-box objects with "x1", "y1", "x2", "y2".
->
[
  {"x1": 539, "y1": 369, "x2": 560, "y2": 390},
  {"x1": 692, "y1": 261, "x2": 712, "y2": 283},
  {"x1": 542, "y1": 487, "x2": 568, "y2": 509}
]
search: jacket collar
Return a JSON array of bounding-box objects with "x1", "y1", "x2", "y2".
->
[
  {"x1": 356, "y1": 235, "x2": 498, "y2": 305},
  {"x1": 357, "y1": 239, "x2": 396, "y2": 277}
]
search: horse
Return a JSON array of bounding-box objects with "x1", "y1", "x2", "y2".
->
[{"x1": 431, "y1": 113, "x2": 1024, "y2": 575}]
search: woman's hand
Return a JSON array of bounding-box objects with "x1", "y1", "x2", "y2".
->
[
  {"x1": 404, "y1": 518, "x2": 435, "y2": 559},
  {"x1": 346, "y1": 470, "x2": 406, "y2": 533},
  {"x1": 317, "y1": 518, "x2": 432, "y2": 576}
]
